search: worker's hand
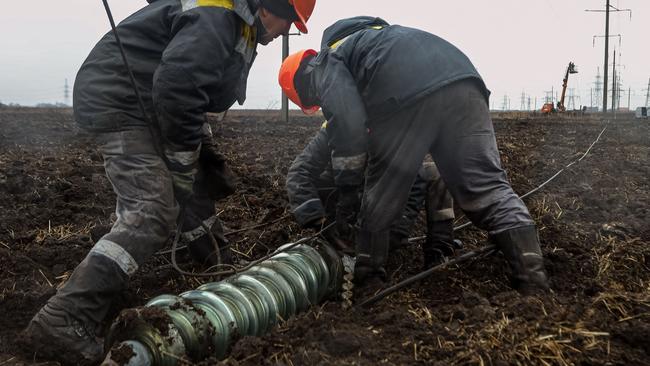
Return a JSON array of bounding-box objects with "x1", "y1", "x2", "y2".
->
[
  {"x1": 335, "y1": 186, "x2": 361, "y2": 237},
  {"x1": 306, "y1": 216, "x2": 355, "y2": 254},
  {"x1": 200, "y1": 143, "x2": 236, "y2": 200},
  {"x1": 323, "y1": 224, "x2": 355, "y2": 255},
  {"x1": 304, "y1": 216, "x2": 328, "y2": 231}
]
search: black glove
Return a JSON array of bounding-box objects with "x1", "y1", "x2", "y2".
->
[
  {"x1": 200, "y1": 143, "x2": 236, "y2": 200},
  {"x1": 335, "y1": 186, "x2": 361, "y2": 237},
  {"x1": 304, "y1": 216, "x2": 355, "y2": 255}
]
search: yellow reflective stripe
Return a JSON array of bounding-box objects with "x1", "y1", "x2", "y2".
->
[
  {"x1": 329, "y1": 25, "x2": 386, "y2": 50},
  {"x1": 321, "y1": 120, "x2": 328, "y2": 129},
  {"x1": 197, "y1": 0, "x2": 234, "y2": 9},
  {"x1": 182, "y1": 0, "x2": 234, "y2": 11},
  {"x1": 329, "y1": 37, "x2": 348, "y2": 50}
]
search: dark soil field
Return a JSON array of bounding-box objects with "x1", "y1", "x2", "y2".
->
[{"x1": 0, "y1": 108, "x2": 648, "y2": 365}]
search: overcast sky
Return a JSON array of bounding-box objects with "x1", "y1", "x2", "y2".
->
[{"x1": 1, "y1": 0, "x2": 647, "y2": 109}]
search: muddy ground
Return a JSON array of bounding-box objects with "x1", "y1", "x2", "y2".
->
[{"x1": 0, "y1": 108, "x2": 648, "y2": 365}]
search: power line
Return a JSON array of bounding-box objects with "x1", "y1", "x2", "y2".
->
[
  {"x1": 586, "y1": 0, "x2": 632, "y2": 114},
  {"x1": 64, "y1": 79, "x2": 70, "y2": 106}
]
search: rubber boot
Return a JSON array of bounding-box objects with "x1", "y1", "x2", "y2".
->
[
  {"x1": 491, "y1": 225, "x2": 550, "y2": 295},
  {"x1": 354, "y1": 230, "x2": 390, "y2": 296},
  {"x1": 187, "y1": 217, "x2": 232, "y2": 267},
  {"x1": 22, "y1": 252, "x2": 127, "y2": 363},
  {"x1": 22, "y1": 303, "x2": 103, "y2": 364},
  {"x1": 422, "y1": 219, "x2": 456, "y2": 269},
  {"x1": 388, "y1": 231, "x2": 408, "y2": 252}
]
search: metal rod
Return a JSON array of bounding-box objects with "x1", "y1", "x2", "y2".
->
[{"x1": 356, "y1": 245, "x2": 497, "y2": 308}]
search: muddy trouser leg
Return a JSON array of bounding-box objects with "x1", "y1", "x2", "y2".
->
[
  {"x1": 48, "y1": 128, "x2": 178, "y2": 325},
  {"x1": 388, "y1": 168, "x2": 428, "y2": 250},
  {"x1": 422, "y1": 162, "x2": 456, "y2": 266},
  {"x1": 425, "y1": 79, "x2": 548, "y2": 292},
  {"x1": 354, "y1": 104, "x2": 438, "y2": 283},
  {"x1": 182, "y1": 164, "x2": 231, "y2": 266}
]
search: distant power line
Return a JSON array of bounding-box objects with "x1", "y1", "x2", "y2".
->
[{"x1": 64, "y1": 79, "x2": 70, "y2": 106}]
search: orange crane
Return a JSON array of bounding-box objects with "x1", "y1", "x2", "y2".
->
[{"x1": 541, "y1": 62, "x2": 578, "y2": 114}]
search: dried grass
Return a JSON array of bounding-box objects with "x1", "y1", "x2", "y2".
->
[
  {"x1": 440, "y1": 311, "x2": 613, "y2": 366},
  {"x1": 594, "y1": 291, "x2": 650, "y2": 322},
  {"x1": 34, "y1": 222, "x2": 93, "y2": 244}
]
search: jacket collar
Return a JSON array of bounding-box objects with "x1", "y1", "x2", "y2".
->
[{"x1": 234, "y1": 0, "x2": 256, "y2": 26}]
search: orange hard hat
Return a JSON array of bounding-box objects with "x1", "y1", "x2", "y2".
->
[
  {"x1": 289, "y1": 0, "x2": 316, "y2": 33},
  {"x1": 279, "y1": 49, "x2": 319, "y2": 114}
]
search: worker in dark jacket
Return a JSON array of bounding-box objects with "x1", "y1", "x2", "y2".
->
[
  {"x1": 286, "y1": 122, "x2": 458, "y2": 266},
  {"x1": 23, "y1": 0, "x2": 316, "y2": 363},
  {"x1": 279, "y1": 16, "x2": 548, "y2": 294}
]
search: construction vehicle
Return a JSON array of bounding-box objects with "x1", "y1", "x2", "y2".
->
[{"x1": 541, "y1": 62, "x2": 578, "y2": 114}]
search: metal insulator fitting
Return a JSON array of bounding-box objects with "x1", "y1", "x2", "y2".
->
[{"x1": 103, "y1": 239, "x2": 343, "y2": 365}]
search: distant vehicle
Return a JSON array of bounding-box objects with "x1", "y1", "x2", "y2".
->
[
  {"x1": 541, "y1": 62, "x2": 578, "y2": 114},
  {"x1": 635, "y1": 107, "x2": 648, "y2": 118}
]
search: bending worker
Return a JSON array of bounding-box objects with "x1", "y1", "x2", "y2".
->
[
  {"x1": 286, "y1": 121, "x2": 458, "y2": 267},
  {"x1": 23, "y1": 0, "x2": 316, "y2": 363},
  {"x1": 278, "y1": 16, "x2": 549, "y2": 293}
]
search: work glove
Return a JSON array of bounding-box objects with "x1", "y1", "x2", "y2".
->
[
  {"x1": 305, "y1": 216, "x2": 355, "y2": 255},
  {"x1": 199, "y1": 142, "x2": 236, "y2": 200},
  {"x1": 335, "y1": 186, "x2": 361, "y2": 238}
]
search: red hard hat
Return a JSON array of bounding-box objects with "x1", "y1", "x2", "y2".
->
[
  {"x1": 289, "y1": 0, "x2": 316, "y2": 33},
  {"x1": 279, "y1": 49, "x2": 319, "y2": 114}
]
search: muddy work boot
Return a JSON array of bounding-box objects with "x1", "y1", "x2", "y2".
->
[
  {"x1": 422, "y1": 219, "x2": 457, "y2": 269},
  {"x1": 353, "y1": 230, "x2": 390, "y2": 298},
  {"x1": 491, "y1": 225, "x2": 550, "y2": 295},
  {"x1": 22, "y1": 303, "x2": 103, "y2": 364}
]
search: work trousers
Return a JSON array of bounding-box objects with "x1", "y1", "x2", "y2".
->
[
  {"x1": 359, "y1": 79, "x2": 533, "y2": 235},
  {"x1": 420, "y1": 161, "x2": 455, "y2": 224},
  {"x1": 50, "y1": 126, "x2": 221, "y2": 325}
]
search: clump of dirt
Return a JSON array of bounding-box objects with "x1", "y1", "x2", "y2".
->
[
  {"x1": 106, "y1": 342, "x2": 136, "y2": 366},
  {"x1": 1, "y1": 109, "x2": 649, "y2": 365}
]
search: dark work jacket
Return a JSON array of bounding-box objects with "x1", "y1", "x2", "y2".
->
[
  {"x1": 286, "y1": 125, "x2": 428, "y2": 235},
  {"x1": 73, "y1": 0, "x2": 258, "y2": 155},
  {"x1": 308, "y1": 17, "x2": 489, "y2": 187}
]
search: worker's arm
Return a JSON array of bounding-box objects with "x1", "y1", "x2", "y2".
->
[
  {"x1": 152, "y1": 6, "x2": 238, "y2": 172},
  {"x1": 316, "y1": 50, "x2": 368, "y2": 188},
  {"x1": 286, "y1": 127, "x2": 332, "y2": 227}
]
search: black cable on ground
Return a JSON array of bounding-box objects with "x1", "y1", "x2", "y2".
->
[
  {"x1": 362, "y1": 124, "x2": 609, "y2": 307},
  {"x1": 155, "y1": 213, "x2": 292, "y2": 256},
  {"x1": 169, "y1": 218, "x2": 336, "y2": 278}
]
